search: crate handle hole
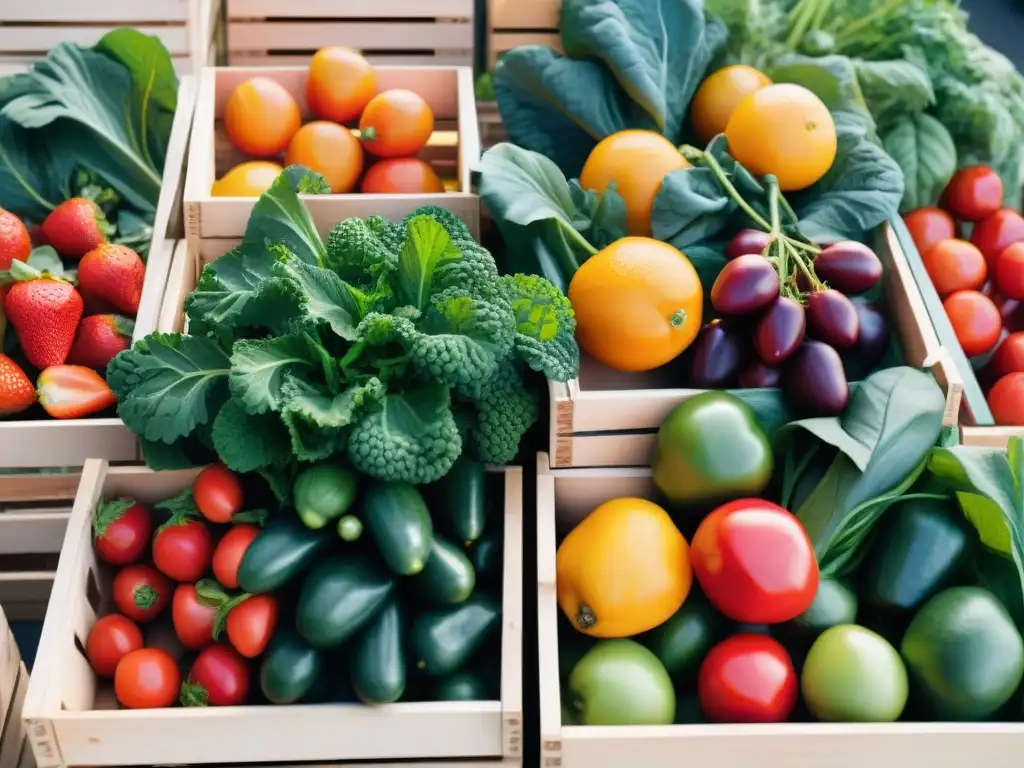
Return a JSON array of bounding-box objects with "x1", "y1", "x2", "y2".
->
[{"x1": 85, "y1": 566, "x2": 101, "y2": 614}]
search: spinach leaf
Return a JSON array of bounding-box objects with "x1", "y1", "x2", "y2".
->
[
  {"x1": 651, "y1": 166, "x2": 736, "y2": 248},
  {"x1": 881, "y1": 113, "x2": 957, "y2": 214},
  {"x1": 777, "y1": 366, "x2": 946, "y2": 575},
  {"x1": 211, "y1": 401, "x2": 292, "y2": 473},
  {"x1": 791, "y1": 112, "x2": 904, "y2": 243},
  {"x1": 854, "y1": 59, "x2": 934, "y2": 130}
]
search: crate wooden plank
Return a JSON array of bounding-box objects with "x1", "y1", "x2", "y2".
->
[
  {"x1": 536, "y1": 452, "x2": 1024, "y2": 767},
  {"x1": 228, "y1": 0, "x2": 474, "y2": 17},
  {"x1": 227, "y1": 21, "x2": 473, "y2": 55},
  {"x1": 548, "y1": 221, "x2": 965, "y2": 467},
  {"x1": 491, "y1": 0, "x2": 560, "y2": 28},
  {"x1": 24, "y1": 460, "x2": 523, "y2": 767},
  {"x1": 229, "y1": 53, "x2": 472, "y2": 67},
  {"x1": 0, "y1": 27, "x2": 191, "y2": 56},
  {"x1": 4, "y1": 0, "x2": 191, "y2": 22}
]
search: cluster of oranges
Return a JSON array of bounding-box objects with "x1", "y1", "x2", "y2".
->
[{"x1": 213, "y1": 47, "x2": 443, "y2": 198}]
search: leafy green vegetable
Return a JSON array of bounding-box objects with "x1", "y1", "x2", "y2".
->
[
  {"x1": 110, "y1": 169, "x2": 579, "y2": 484},
  {"x1": 882, "y1": 113, "x2": 957, "y2": 214},
  {"x1": 854, "y1": 59, "x2": 934, "y2": 129}
]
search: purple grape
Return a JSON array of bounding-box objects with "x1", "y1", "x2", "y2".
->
[
  {"x1": 754, "y1": 297, "x2": 806, "y2": 365},
  {"x1": 738, "y1": 359, "x2": 782, "y2": 388},
  {"x1": 807, "y1": 289, "x2": 860, "y2": 348},
  {"x1": 726, "y1": 229, "x2": 774, "y2": 260},
  {"x1": 688, "y1": 320, "x2": 746, "y2": 388},
  {"x1": 814, "y1": 241, "x2": 883, "y2": 294},
  {"x1": 711, "y1": 255, "x2": 780, "y2": 316},
  {"x1": 784, "y1": 341, "x2": 850, "y2": 416}
]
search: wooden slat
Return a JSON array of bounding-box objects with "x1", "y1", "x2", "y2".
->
[
  {"x1": 0, "y1": 26, "x2": 191, "y2": 55},
  {"x1": 227, "y1": 20, "x2": 473, "y2": 53},
  {"x1": 491, "y1": 0, "x2": 560, "y2": 28},
  {"x1": 228, "y1": 0, "x2": 474, "y2": 17},
  {"x1": 3, "y1": 0, "x2": 190, "y2": 22}
]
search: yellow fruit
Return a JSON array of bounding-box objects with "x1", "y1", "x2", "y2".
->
[
  {"x1": 690, "y1": 65, "x2": 772, "y2": 144},
  {"x1": 556, "y1": 497, "x2": 693, "y2": 638},
  {"x1": 211, "y1": 162, "x2": 285, "y2": 197}
]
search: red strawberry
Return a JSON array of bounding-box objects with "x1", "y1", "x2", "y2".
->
[
  {"x1": 69, "y1": 314, "x2": 135, "y2": 370},
  {"x1": 4, "y1": 275, "x2": 84, "y2": 369},
  {"x1": 0, "y1": 354, "x2": 36, "y2": 415},
  {"x1": 78, "y1": 244, "x2": 145, "y2": 315},
  {"x1": 0, "y1": 209, "x2": 30, "y2": 270},
  {"x1": 37, "y1": 365, "x2": 116, "y2": 419},
  {"x1": 41, "y1": 198, "x2": 111, "y2": 258}
]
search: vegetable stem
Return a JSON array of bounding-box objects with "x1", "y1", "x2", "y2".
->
[{"x1": 702, "y1": 151, "x2": 773, "y2": 232}]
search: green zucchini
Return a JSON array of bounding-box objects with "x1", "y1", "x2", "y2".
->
[
  {"x1": 432, "y1": 671, "x2": 495, "y2": 701},
  {"x1": 467, "y1": 522, "x2": 502, "y2": 586},
  {"x1": 238, "y1": 514, "x2": 332, "y2": 594},
  {"x1": 409, "y1": 595, "x2": 501, "y2": 676},
  {"x1": 350, "y1": 596, "x2": 406, "y2": 704},
  {"x1": 259, "y1": 627, "x2": 323, "y2": 704},
  {"x1": 363, "y1": 481, "x2": 433, "y2": 575},
  {"x1": 297, "y1": 555, "x2": 396, "y2": 648},
  {"x1": 431, "y1": 456, "x2": 488, "y2": 546},
  {"x1": 414, "y1": 534, "x2": 476, "y2": 604},
  {"x1": 293, "y1": 461, "x2": 359, "y2": 529}
]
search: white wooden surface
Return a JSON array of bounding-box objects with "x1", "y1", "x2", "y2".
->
[
  {"x1": 548, "y1": 222, "x2": 965, "y2": 468},
  {"x1": 23, "y1": 461, "x2": 523, "y2": 767},
  {"x1": 488, "y1": 0, "x2": 560, "y2": 66},
  {"x1": 0, "y1": 604, "x2": 34, "y2": 768}
]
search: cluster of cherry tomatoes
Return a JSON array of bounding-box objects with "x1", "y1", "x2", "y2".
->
[
  {"x1": 86, "y1": 465, "x2": 273, "y2": 709},
  {"x1": 904, "y1": 165, "x2": 1024, "y2": 425}
]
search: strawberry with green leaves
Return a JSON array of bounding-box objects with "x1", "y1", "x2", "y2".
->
[
  {"x1": 0, "y1": 208, "x2": 30, "y2": 270},
  {"x1": 69, "y1": 314, "x2": 135, "y2": 370},
  {"x1": 41, "y1": 198, "x2": 112, "y2": 258},
  {"x1": 0, "y1": 354, "x2": 36, "y2": 415},
  {"x1": 4, "y1": 261, "x2": 83, "y2": 369},
  {"x1": 78, "y1": 244, "x2": 145, "y2": 316},
  {"x1": 37, "y1": 365, "x2": 116, "y2": 419}
]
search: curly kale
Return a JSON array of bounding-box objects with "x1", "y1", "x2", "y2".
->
[{"x1": 109, "y1": 169, "x2": 579, "y2": 485}]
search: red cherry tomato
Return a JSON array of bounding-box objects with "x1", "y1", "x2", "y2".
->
[
  {"x1": 904, "y1": 207, "x2": 956, "y2": 258},
  {"x1": 996, "y1": 242, "x2": 1024, "y2": 300},
  {"x1": 989, "y1": 372, "x2": 1024, "y2": 426},
  {"x1": 93, "y1": 501, "x2": 153, "y2": 566},
  {"x1": 698, "y1": 634, "x2": 798, "y2": 723},
  {"x1": 226, "y1": 594, "x2": 279, "y2": 658},
  {"x1": 85, "y1": 614, "x2": 143, "y2": 678},
  {"x1": 182, "y1": 644, "x2": 250, "y2": 707},
  {"x1": 944, "y1": 289, "x2": 1002, "y2": 357},
  {"x1": 193, "y1": 465, "x2": 245, "y2": 524},
  {"x1": 971, "y1": 209, "x2": 1024, "y2": 269},
  {"x1": 172, "y1": 583, "x2": 217, "y2": 650},
  {"x1": 112, "y1": 564, "x2": 172, "y2": 623},
  {"x1": 114, "y1": 648, "x2": 180, "y2": 709},
  {"x1": 153, "y1": 520, "x2": 213, "y2": 582},
  {"x1": 922, "y1": 238, "x2": 987, "y2": 296},
  {"x1": 689, "y1": 499, "x2": 818, "y2": 624},
  {"x1": 943, "y1": 165, "x2": 1003, "y2": 222},
  {"x1": 990, "y1": 332, "x2": 1024, "y2": 381},
  {"x1": 212, "y1": 524, "x2": 261, "y2": 589}
]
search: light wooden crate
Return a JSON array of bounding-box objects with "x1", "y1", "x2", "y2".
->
[
  {"x1": 183, "y1": 65, "x2": 481, "y2": 263},
  {"x1": 0, "y1": 605, "x2": 35, "y2": 768},
  {"x1": 535, "y1": 451, "x2": 1024, "y2": 767},
  {"x1": 0, "y1": 77, "x2": 197, "y2": 469},
  {"x1": 0, "y1": 0, "x2": 221, "y2": 75},
  {"x1": 478, "y1": 100, "x2": 507, "y2": 152},
  {"x1": 549, "y1": 221, "x2": 965, "y2": 468},
  {"x1": 487, "y1": 0, "x2": 560, "y2": 67},
  {"x1": 226, "y1": 0, "x2": 473, "y2": 67},
  {"x1": 23, "y1": 459, "x2": 524, "y2": 768}
]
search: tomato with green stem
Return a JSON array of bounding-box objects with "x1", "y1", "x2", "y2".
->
[
  {"x1": 172, "y1": 583, "x2": 217, "y2": 649},
  {"x1": 93, "y1": 500, "x2": 152, "y2": 566},
  {"x1": 225, "y1": 594, "x2": 279, "y2": 658},
  {"x1": 181, "y1": 644, "x2": 250, "y2": 707},
  {"x1": 153, "y1": 519, "x2": 213, "y2": 582},
  {"x1": 113, "y1": 564, "x2": 171, "y2": 623},
  {"x1": 86, "y1": 613, "x2": 143, "y2": 678},
  {"x1": 194, "y1": 465, "x2": 244, "y2": 523}
]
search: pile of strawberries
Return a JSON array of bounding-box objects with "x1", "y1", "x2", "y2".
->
[{"x1": 0, "y1": 198, "x2": 145, "y2": 420}]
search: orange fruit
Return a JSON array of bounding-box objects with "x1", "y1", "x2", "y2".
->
[
  {"x1": 285, "y1": 122, "x2": 363, "y2": 193},
  {"x1": 690, "y1": 65, "x2": 772, "y2": 144},
  {"x1": 568, "y1": 237, "x2": 703, "y2": 372},
  {"x1": 306, "y1": 47, "x2": 377, "y2": 123},
  {"x1": 359, "y1": 89, "x2": 434, "y2": 158},
  {"x1": 211, "y1": 161, "x2": 284, "y2": 197},
  {"x1": 579, "y1": 130, "x2": 691, "y2": 237},
  {"x1": 361, "y1": 157, "x2": 445, "y2": 194},
  {"x1": 224, "y1": 77, "x2": 301, "y2": 157},
  {"x1": 725, "y1": 83, "x2": 837, "y2": 191}
]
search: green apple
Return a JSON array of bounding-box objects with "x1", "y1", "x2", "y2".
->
[{"x1": 567, "y1": 639, "x2": 675, "y2": 725}]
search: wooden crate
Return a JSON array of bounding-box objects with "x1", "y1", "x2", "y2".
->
[
  {"x1": 0, "y1": 77, "x2": 197, "y2": 469},
  {"x1": 22, "y1": 459, "x2": 524, "y2": 768},
  {"x1": 0, "y1": 0, "x2": 221, "y2": 75},
  {"x1": 183, "y1": 65, "x2": 481, "y2": 263},
  {"x1": 478, "y1": 100, "x2": 507, "y2": 151},
  {"x1": 549, "y1": 221, "x2": 966, "y2": 468},
  {"x1": 226, "y1": 0, "x2": 473, "y2": 66},
  {"x1": 487, "y1": 0, "x2": 560, "y2": 67},
  {"x1": 0, "y1": 605, "x2": 35, "y2": 768},
  {"x1": 535, "y1": 451, "x2": 1024, "y2": 767}
]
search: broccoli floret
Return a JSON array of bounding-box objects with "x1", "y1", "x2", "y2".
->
[
  {"x1": 460, "y1": 361, "x2": 540, "y2": 465},
  {"x1": 325, "y1": 218, "x2": 399, "y2": 288},
  {"x1": 347, "y1": 386, "x2": 463, "y2": 484},
  {"x1": 502, "y1": 274, "x2": 580, "y2": 382}
]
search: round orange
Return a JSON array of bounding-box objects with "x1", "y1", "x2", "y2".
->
[
  {"x1": 359, "y1": 89, "x2": 434, "y2": 158},
  {"x1": 361, "y1": 157, "x2": 445, "y2": 194},
  {"x1": 306, "y1": 47, "x2": 377, "y2": 123},
  {"x1": 569, "y1": 237, "x2": 703, "y2": 372},
  {"x1": 579, "y1": 130, "x2": 691, "y2": 237},
  {"x1": 285, "y1": 122, "x2": 364, "y2": 193},
  {"x1": 690, "y1": 65, "x2": 772, "y2": 144},
  {"x1": 211, "y1": 161, "x2": 284, "y2": 197},
  {"x1": 224, "y1": 77, "x2": 301, "y2": 157},
  {"x1": 725, "y1": 83, "x2": 837, "y2": 191}
]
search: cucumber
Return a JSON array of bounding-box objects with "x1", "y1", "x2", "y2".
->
[
  {"x1": 259, "y1": 627, "x2": 323, "y2": 704},
  {"x1": 432, "y1": 671, "x2": 495, "y2": 701},
  {"x1": 293, "y1": 462, "x2": 359, "y2": 529},
  {"x1": 297, "y1": 555, "x2": 396, "y2": 648},
  {"x1": 641, "y1": 592, "x2": 725, "y2": 678},
  {"x1": 414, "y1": 534, "x2": 476, "y2": 604},
  {"x1": 238, "y1": 514, "x2": 332, "y2": 594},
  {"x1": 363, "y1": 481, "x2": 433, "y2": 575},
  {"x1": 467, "y1": 522, "x2": 502, "y2": 586},
  {"x1": 409, "y1": 595, "x2": 501, "y2": 676},
  {"x1": 350, "y1": 596, "x2": 406, "y2": 704},
  {"x1": 431, "y1": 456, "x2": 488, "y2": 545}
]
